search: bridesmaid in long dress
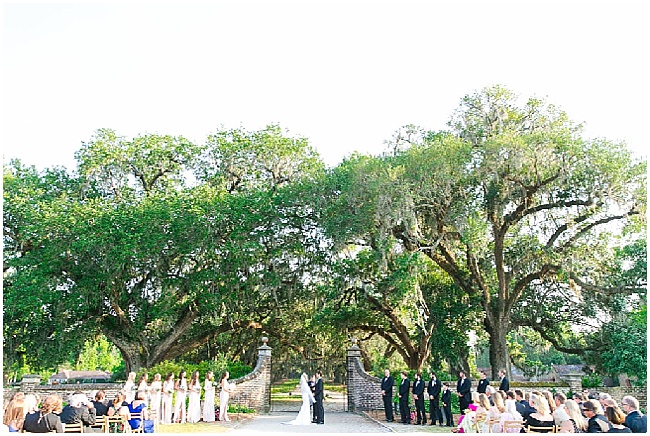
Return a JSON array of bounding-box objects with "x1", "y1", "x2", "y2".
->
[
  {"x1": 137, "y1": 373, "x2": 149, "y2": 406},
  {"x1": 174, "y1": 370, "x2": 188, "y2": 423},
  {"x1": 161, "y1": 372, "x2": 174, "y2": 424},
  {"x1": 123, "y1": 372, "x2": 137, "y2": 403},
  {"x1": 202, "y1": 371, "x2": 215, "y2": 422},
  {"x1": 149, "y1": 373, "x2": 162, "y2": 422},
  {"x1": 187, "y1": 371, "x2": 202, "y2": 423},
  {"x1": 219, "y1": 371, "x2": 234, "y2": 422}
]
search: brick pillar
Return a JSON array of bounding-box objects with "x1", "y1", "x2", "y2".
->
[
  {"x1": 257, "y1": 337, "x2": 272, "y2": 413},
  {"x1": 563, "y1": 373, "x2": 583, "y2": 393},
  {"x1": 347, "y1": 338, "x2": 362, "y2": 413},
  {"x1": 229, "y1": 336, "x2": 272, "y2": 414},
  {"x1": 20, "y1": 374, "x2": 41, "y2": 394}
]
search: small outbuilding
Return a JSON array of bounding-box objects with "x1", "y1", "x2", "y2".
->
[{"x1": 49, "y1": 370, "x2": 112, "y2": 384}]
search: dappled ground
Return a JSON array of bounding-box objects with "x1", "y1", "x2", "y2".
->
[
  {"x1": 365, "y1": 410, "x2": 458, "y2": 433},
  {"x1": 230, "y1": 412, "x2": 390, "y2": 433}
]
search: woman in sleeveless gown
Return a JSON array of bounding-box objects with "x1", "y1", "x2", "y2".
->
[
  {"x1": 284, "y1": 373, "x2": 315, "y2": 425},
  {"x1": 123, "y1": 372, "x2": 137, "y2": 403},
  {"x1": 186, "y1": 371, "x2": 202, "y2": 423},
  {"x1": 174, "y1": 370, "x2": 188, "y2": 423},
  {"x1": 149, "y1": 373, "x2": 162, "y2": 421},
  {"x1": 161, "y1": 372, "x2": 174, "y2": 424},
  {"x1": 219, "y1": 371, "x2": 234, "y2": 422},
  {"x1": 202, "y1": 371, "x2": 216, "y2": 422}
]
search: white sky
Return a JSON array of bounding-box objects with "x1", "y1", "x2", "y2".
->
[{"x1": 2, "y1": 0, "x2": 648, "y2": 171}]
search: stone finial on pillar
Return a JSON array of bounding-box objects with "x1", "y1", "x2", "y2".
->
[
  {"x1": 258, "y1": 336, "x2": 271, "y2": 356},
  {"x1": 348, "y1": 337, "x2": 361, "y2": 357}
]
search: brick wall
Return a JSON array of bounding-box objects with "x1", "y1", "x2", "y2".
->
[
  {"x1": 227, "y1": 341, "x2": 272, "y2": 413},
  {"x1": 3, "y1": 381, "x2": 124, "y2": 403},
  {"x1": 346, "y1": 342, "x2": 386, "y2": 412},
  {"x1": 4, "y1": 338, "x2": 274, "y2": 415},
  {"x1": 597, "y1": 386, "x2": 647, "y2": 410}
]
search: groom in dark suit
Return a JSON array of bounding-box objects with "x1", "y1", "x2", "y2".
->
[{"x1": 313, "y1": 370, "x2": 324, "y2": 424}]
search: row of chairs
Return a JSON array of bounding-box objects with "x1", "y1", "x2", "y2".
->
[
  {"x1": 501, "y1": 419, "x2": 560, "y2": 433},
  {"x1": 31, "y1": 411, "x2": 155, "y2": 433},
  {"x1": 467, "y1": 416, "x2": 557, "y2": 433}
]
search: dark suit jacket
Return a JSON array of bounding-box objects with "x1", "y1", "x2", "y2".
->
[
  {"x1": 516, "y1": 400, "x2": 528, "y2": 416},
  {"x1": 381, "y1": 376, "x2": 394, "y2": 397},
  {"x1": 412, "y1": 379, "x2": 424, "y2": 397},
  {"x1": 441, "y1": 389, "x2": 451, "y2": 407},
  {"x1": 587, "y1": 414, "x2": 612, "y2": 433},
  {"x1": 499, "y1": 376, "x2": 509, "y2": 392},
  {"x1": 477, "y1": 378, "x2": 489, "y2": 393},
  {"x1": 23, "y1": 411, "x2": 64, "y2": 433},
  {"x1": 398, "y1": 378, "x2": 410, "y2": 397},
  {"x1": 427, "y1": 378, "x2": 442, "y2": 398},
  {"x1": 314, "y1": 378, "x2": 324, "y2": 401},
  {"x1": 624, "y1": 410, "x2": 647, "y2": 433},
  {"x1": 59, "y1": 405, "x2": 97, "y2": 426},
  {"x1": 457, "y1": 377, "x2": 471, "y2": 396},
  {"x1": 92, "y1": 400, "x2": 109, "y2": 417}
]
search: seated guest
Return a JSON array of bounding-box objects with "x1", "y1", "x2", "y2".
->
[
  {"x1": 573, "y1": 393, "x2": 586, "y2": 411},
  {"x1": 553, "y1": 392, "x2": 570, "y2": 426},
  {"x1": 559, "y1": 399, "x2": 588, "y2": 433},
  {"x1": 107, "y1": 391, "x2": 129, "y2": 417},
  {"x1": 501, "y1": 396, "x2": 523, "y2": 433},
  {"x1": 469, "y1": 391, "x2": 481, "y2": 412},
  {"x1": 476, "y1": 393, "x2": 493, "y2": 432},
  {"x1": 127, "y1": 390, "x2": 149, "y2": 431},
  {"x1": 621, "y1": 395, "x2": 647, "y2": 433},
  {"x1": 489, "y1": 390, "x2": 505, "y2": 432},
  {"x1": 105, "y1": 392, "x2": 130, "y2": 432},
  {"x1": 59, "y1": 392, "x2": 100, "y2": 432},
  {"x1": 3, "y1": 396, "x2": 25, "y2": 432},
  {"x1": 606, "y1": 406, "x2": 632, "y2": 433},
  {"x1": 24, "y1": 394, "x2": 40, "y2": 415},
  {"x1": 543, "y1": 391, "x2": 556, "y2": 414},
  {"x1": 515, "y1": 389, "x2": 530, "y2": 418},
  {"x1": 582, "y1": 400, "x2": 612, "y2": 433},
  {"x1": 524, "y1": 393, "x2": 554, "y2": 433},
  {"x1": 599, "y1": 393, "x2": 612, "y2": 409},
  {"x1": 91, "y1": 390, "x2": 109, "y2": 417},
  {"x1": 486, "y1": 385, "x2": 496, "y2": 406},
  {"x1": 23, "y1": 394, "x2": 64, "y2": 433}
]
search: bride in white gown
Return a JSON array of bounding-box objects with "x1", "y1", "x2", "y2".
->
[{"x1": 284, "y1": 373, "x2": 315, "y2": 425}]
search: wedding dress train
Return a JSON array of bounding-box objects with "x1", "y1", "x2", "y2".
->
[{"x1": 284, "y1": 373, "x2": 315, "y2": 425}]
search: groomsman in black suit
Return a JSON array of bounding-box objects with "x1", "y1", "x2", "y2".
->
[
  {"x1": 427, "y1": 372, "x2": 442, "y2": 425},
  {"x1": 498, "y1": 369, "x2": 509, "y2": 392},
  {"x1": 477, "y1": 371, "x2": 489, "y2": 394},
  {"x1": 380, "y1": 369, "x2": 394, "y2": 422},
  {"x1": 412, "y1": 373, "x2": 426, "y2": 425},
  {"x1": 457, "y1": 371, "x2": 471, "y2": 413},
  {"x1": 313, "y1": 370, "x2": 324, "y2": 424},
  {"x1": 398, "y1": 371, "x2": 411, "y2": 424},
  {"x1": 441, "y1": 383, "x2": 453, "y2": 426}
]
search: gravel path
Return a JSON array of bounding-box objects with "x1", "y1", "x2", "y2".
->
[{"x1": 228, "y1": 411, "x2": 392, "y2": 434}]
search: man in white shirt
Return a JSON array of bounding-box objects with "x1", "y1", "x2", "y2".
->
[{"x1": 552, "y1": 392, "x2": 570, "y2": 426}]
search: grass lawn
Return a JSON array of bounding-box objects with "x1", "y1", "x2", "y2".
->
[
  {"x1": 156, "y1": 422, "x2": 229, "y2": 433},
  {"x1": 271, "y1": 379, "x2": 347, "y2": 394},
  {"x1": 155, "y1": 414, "x2": 254, "y2": 433}
]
